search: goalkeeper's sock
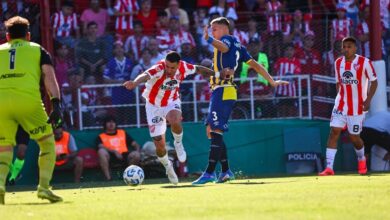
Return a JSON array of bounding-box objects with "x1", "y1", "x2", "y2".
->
[
  {"x1": 0, "y1": 150, "x2": 13, "y2": 190},
  {"x1": 206, "y1": 132, "x2": 223, "y2": 174},
  {"x1": 8, "y1": 158, "x2": 24, "y2": 181},
  {"x1": 220, "y1": 141, "x2": 230, "y2": 173},
  {"x1": 37, "y1": 136, "x2": 56, "y2": 189}
]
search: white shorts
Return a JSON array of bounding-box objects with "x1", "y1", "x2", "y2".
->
[
  {"x1": 330, "y1": 110, "x2": 365, "y2": 135},
  {"x1": 145, "y1": 99, "x2": 181, "y2": 137}
]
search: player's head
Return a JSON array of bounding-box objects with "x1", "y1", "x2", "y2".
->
[
  {"x1": 165, "y1": 51, "x2": 181, "y2": 76},
  {"x1": 210, "y1": 17, "x2": 230, "y2": 40},
  {"x1": 5, "y1": 16, "x2": 30, "y2": 41},
  {"x1": 342, "y1": 36, "x2": 357, "y2": 58}
]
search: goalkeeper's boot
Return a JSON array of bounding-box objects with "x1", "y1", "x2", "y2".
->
[
  {"x1": 358, "y1": 158, "x2": 367, "y2": 175},
  {"x1": 192, "y1": 172, "x2": 216, "y2": 185},
  {"x1": 0, "y1": 187, "x2": 4, "y2": 205},
  {"x1": 319, "y1": 167, "x2": 335, "y2": 176},
  {"x1": 174, "y1": 141, "x2": 187, "y2": 163},
  {"x1": 216, "y1": 169, "x2": 235, "y2": 183},
  {"x1": 37, "y1": 186, "x2": 63, "y2": 203},
  {"x1": 166, "y1": 161, "x2": 178, "y2": 185}
]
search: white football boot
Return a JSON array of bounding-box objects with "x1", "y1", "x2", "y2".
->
[{"x1": 166, "y1": 161, "x2": 178, "y2": 185}]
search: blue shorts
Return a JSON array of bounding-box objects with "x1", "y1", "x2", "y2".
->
[{"x1": 206, "y1": 87, "x2": 236, "y2": 132}]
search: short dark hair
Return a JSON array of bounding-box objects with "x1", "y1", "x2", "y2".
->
[
  {"x1": 5, "y1": 16, "x2": 29, "y2": 39},
  {"x1": 210, "y1": 17, "x2": 230, "y2": 27},
  {"x1": 342, "y1": 36, "x2": 357, "y2": 46},
  {"x1": 62, "y1": 0, "x2": 74, "y2": 8},
  {"x1": 87, "y1": 21, "x2": 98, "y2": 29},
  {"x1": 165, "y1": 51, "x2": 181, "y2": 63},
  {"x1": 103, "y1": 115, "x2": 116, "y2": 130}
]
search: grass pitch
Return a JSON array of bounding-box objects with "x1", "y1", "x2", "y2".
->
[{"x1": 1, "y1": 174, "x2": 390, "y2": 220}]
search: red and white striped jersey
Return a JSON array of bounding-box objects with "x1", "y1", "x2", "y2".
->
[
  {"x1": 124, "y1": 35, "x2": 149, "y2": 60},
  {"x1": 274, "y1": 57, "x2": 301, "y2": 97},
  {"x1": 142, "y1": 60, "x2": 197, "y2": 107},
  {"x1": 334, "y1": 55, "x2": 377, "y2": 116},
  {"x1": 157, "y1": 31, "x2": 195, "y2": 53},
  {"x1": 52, "y1": 11, "x2": 79, "y2": 37},
  {"x1": 356, "y1": 20, "x2": 386, "y2": 58},
  {"x1": 331, "y1": 18, "x2": 353, "y2": 40},
  {"x1": 233, "y1": 29, "x2": 249, "y2": 45},
  {"x1": 114, "y1": 0, "x2": 139, "y2": 31},
  {"x1": 283, "y1": 22, "x2": 311, "y2": 48},
  {"x1": 266, "y1": 1, "x2": 283, "y2": 32}
]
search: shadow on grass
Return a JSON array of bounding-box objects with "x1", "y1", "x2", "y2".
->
[
  {"x1": 160, "y1": 184, "x2": 207, "y2": 189},
  {"x1": 6, "y1": 201, "x2": 73, "y2": 206},
  {"x1": 229, "y1": 180, "x2": 299, "y2": 185}
]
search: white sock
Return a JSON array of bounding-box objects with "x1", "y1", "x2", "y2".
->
[
  {"x1": 172, "y1": 131, "x2": 183, "y2": 143},
  {"x1": 355, "y1": 147, "x2": 365, "y2": 161},
  {"x1": 326, "y1": 148, "x2": 337, "y2": 169},
  {"x1": 158, "y1": 153, "x2": 170, "y2": 168}
]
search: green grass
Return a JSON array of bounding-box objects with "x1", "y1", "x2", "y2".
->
[{"x1": 1, "y1": 174, "x2": 390, "y2": 220}]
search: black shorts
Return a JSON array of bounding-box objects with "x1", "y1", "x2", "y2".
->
[
  {"x1": 109, "y1": 151, "x2": 130, "y2": 167},
  {"x1": 16, "y1": 125, "x2": 30, "y2": 145},
  {"x1": 55, "y1": 157, "x2": 76, "y2": 170}
]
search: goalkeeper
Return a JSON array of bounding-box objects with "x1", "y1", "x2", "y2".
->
[{"x1": 0, "y1": 16, "x2": 63, "y2": 204}]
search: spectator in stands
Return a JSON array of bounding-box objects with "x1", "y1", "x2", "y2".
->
[
  {"x1": 156, "y1": 10, "x2": 169, "y2": 36},
  {"x1": 130, "y1": 48, "x2": 153, "y2": 80},
  {"x1": 54, "y1": 42, "x2": 74, "y2": 89},
  {"x1": 356, "y1": 5, "x2": 387, "y2": 59},
  {"x1": 159, "y1": 16, "x2": 195, "y2": 53},
  {"x1": 274, "y1": 43, "x2": 301, "y2": 117},
  {"x1": 124, "y1": 20, "x2": 149, "y2": 62},
  {"x1": 208, "y1": 0, "x2": 238, "y2": 21},
  {"x1": 180, "y1": 41, "x2": 197, "y2": 121},
  {"x1": 136, "y1": 0, "x2": 157, "y2": 36},
  {"x1": 61, "y1": 83, "x2": 76, "y2": 128},
  {"x1": 330, "y1": 4, "x2": 353, "y2": 49},
  {"x1": 252, "y1": 0, "x2": 268, "y2": 31},
  {"x1": 195, "y1": 58, "x2": 212, "y2": 119},
  {"x1": 246, "y1": 17, "x2": 261, "y2": 42},
  {"x1": 193, "y1": 8, "x2": 214, "y2": 60},
  {"x1": 323, "y1": 39, "x2": 342, "y2": 76},
  {"x1": 103, "y1": 41, "x2": 135, "y2": 124},
  {"x1": 294, "y1": 31, "x2": 321, "y2": 75},
  {"x1": 0, "y1": 22, "x2": 6, "y2": 44},
  {"x1": 80, "y1": 75, "x2": 99, "y2": 126},
  {"x1": 52, "y1": 0, "x2": 80, "y2": 48},
  {"x1": 54, "y1": 126, "x2": 84, "y2": 183},
  {"x1": 80, "y1": 0, "x2": 110, "y2": 38},
  {"x1": 165, "y1": 0, "x2": 190, "y2": 31},
  {"x1": 240, "y1": 38, "x2": 269, "y2": 83},
  {"x1": 334, "y1": 0, "x2": 359, "y2": 25},
  {"x1": 97, "y1": 116, "x2": 141, "y2": 181},
  {"x1": 360, "y1": 0, "x2": 390, "y2": 29},
  {"x1": 148, "y1": 37, "x2": 165, "y2": 64},
  {"x1": 283, "y1": 9, "x2": 312, "y2": 48},
  {"x1": 113, "y1": 0, "x2": 139, "y2": 39},
  {"x1": 76, "y1": 21, "x2": 106, "y2": 82},
  {"x1": 265, "y1": 0, "x2": 283, "y2": 60},
  {"x1": 228, "y1": 17, "x2": 249, "y2": 45},
  {"x1": 197, "y1": 0, "x2": 213, "y2": 8},
  {"x1": 283, "y1": 0, "x2": 313, "y2": 13}
]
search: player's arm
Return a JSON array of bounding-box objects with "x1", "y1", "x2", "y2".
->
[
  {"x1": 363, "y1": 79, "x2": 378, "y2": 111},
  {"x1": 247, "y1": 59, "x2": 289, "y2": 87},
  {"x1": 203, "y1": 26, "x2": 229, "y2": 53},
  {"x1": 195, "y1": 65, "x2": 214, "y2": 77},
  {"x1": 123, "y1": 72, "x2": 150, "y2": 90}
]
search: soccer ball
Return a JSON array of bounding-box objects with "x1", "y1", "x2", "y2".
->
[{"x1": 123, "y1": 165, "x2": 144, "y2": 186}]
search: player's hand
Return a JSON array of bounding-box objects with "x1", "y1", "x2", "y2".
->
[
  {"x1": 114, "y1": 151, "x2": 123, "y2": 160},
  {"x1": 220, "y1": 68, "x2": 234, "y2": 79},
  {"x1": 271, "y1": 80, "x2": 289, "y2": 87},
  {"x1": 203, "y1": 25, "x2": 209, "y2": 41},
  {"x1": 123, "y1": 80, "x2": 137, "y2": 90},
  {"x1": 47, "y1": 98, "x2": 63, "y2": 129},
  {"x1": 363, "y1": 99, "x2": 371, "y2": 112}
]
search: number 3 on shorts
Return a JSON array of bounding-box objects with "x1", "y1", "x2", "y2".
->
[
  {"x1": 212, "y1": 111, "x2": 218, "y2": 121},
  {"x1": 353, "y1": 125, "x2": 359, "y2": 133}
]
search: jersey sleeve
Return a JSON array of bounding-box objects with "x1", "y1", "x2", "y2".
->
[
  {"x1": 125, "y1": 132, "x2": 135, "y2": 151},
  {"x1": 365, "y1": 59, "x2": 377, "y2": 81},
  {"x1": 220, "y1": 35, "x2": 233, "y2": 51},
  {"x1": 183, "y1": 62, "x2": 196, "y2": 78},
  {"x1": 40, "y1": 47, "x2": 53, "y2": 66},
  {"x1": 239, "y1": 46, "x2": 253, "y2": 63},
  {"x1": 145, "y1": 63, "x2": 164, "y2": 79}
]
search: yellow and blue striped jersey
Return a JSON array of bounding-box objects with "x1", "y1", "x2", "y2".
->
[{"x1": 210, "y1": 35, "x2": 252, "y2": 89}]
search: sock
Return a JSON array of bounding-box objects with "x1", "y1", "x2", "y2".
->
[
  {"x1": 37, "y1": 136, "x2": 56, "y2": 189},
  {"x1": 206, "y1": 132, "x2": 223, "y2": 174},
  {"x1": 220, "y1": 141, "x2": 230, "y2": 173},
  {"x1": 158, "y1": 153, "x2": 170, "y2": 168},
  {"x1": 9, "y1": 158, "x2": 24, "y2": 181},
  {"x1": 172, "y1": 131, "x2": 183, "y2": 143},
  {"x1": 326, "y1": 148, "x2": 337, "y2": 169},
  {"x1": 355, "y1": 147, "x2": 365, "y2": 161},
  {"x1": 0, "y1": 151, "x2": 13, "y2": 191}
]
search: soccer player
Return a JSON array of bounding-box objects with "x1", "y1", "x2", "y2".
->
[
  {"x1": 319, "y1": 36, "x2": 378, "y2": 176},
  {"x1": 0, "y1": 16, "x2": 63, "y2": 204},
  {"x1": 192, "y1": 17, "x2": 288, "y2": 185},
  {"x1": 123, "y1": 51, "x2": 222, "y2": 185}
]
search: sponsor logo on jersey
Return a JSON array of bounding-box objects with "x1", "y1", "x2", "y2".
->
[
  {"x1": 160, "y1": 80, "x2": 178, "y2": 90},
  {"x1": 0, "y1": 73, "x2": 25, "y2": 80},
  {"x1": 151, "y1": 116, "x2": 164, "y2": 124},
  {"x1": 30, "y1": 125, "x2": 47, "y2": 135},
  {"x1": 341, "y1": 71, "x2": 359, "y2": 84}
]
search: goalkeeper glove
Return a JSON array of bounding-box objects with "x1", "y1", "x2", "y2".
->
[{"x1": 47, "y1": 98, "x2": 63, "y2": 129}]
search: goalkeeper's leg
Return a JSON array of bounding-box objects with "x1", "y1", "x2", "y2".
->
[
  {"x1": 0, "y1": 146, "x2": 13, "y2": 205},
  {"x1": 36, "y1": 135, "x2": 62, "y2": 203}
]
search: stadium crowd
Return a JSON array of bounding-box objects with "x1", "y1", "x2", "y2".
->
[{"x1": 1, "y1": 0, "x2": 389, "y2": 128}]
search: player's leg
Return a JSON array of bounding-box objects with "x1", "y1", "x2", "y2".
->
[
  {"x1": 97, "y1": 148, "x2": 112, "y2": 180},
  {"x1": 319, "y1": 112, "x2": 346, "y2": 176},
  {"x1": 347, "y1": 115, "x2": 367, "y2": 174},
  {"x1": 165, "y1": 101, "x2": 186, "y2": 162},
  {"x1": 8, "y1": 125, "x2": 29, "y2": 184},
  {"x1": 146, "y1": 103, "x2": 178, "y2": 184},
  {"x1": 73, "y1": 156, "x2": 84, "y2": 183}
]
